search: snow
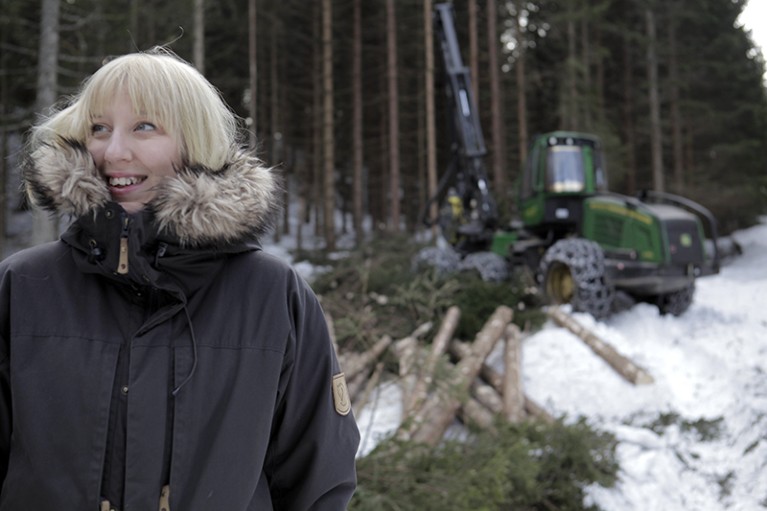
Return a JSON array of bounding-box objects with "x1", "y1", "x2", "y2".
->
[{"x1": 352, "y1": 219, "x2": 767, "y2": 510}]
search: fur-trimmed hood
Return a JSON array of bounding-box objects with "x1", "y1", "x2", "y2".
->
[{"x1": 23, "y1": 138, "x2": 281, "y2": 247}]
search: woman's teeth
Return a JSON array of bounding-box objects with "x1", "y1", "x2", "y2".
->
[{"x1": 108, "y1": 176, "x2": 145, "y2": 187}]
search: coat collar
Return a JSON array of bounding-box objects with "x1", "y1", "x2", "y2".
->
[{"x1": 23, "y1": 138, "x2": 281, "y2": 248}]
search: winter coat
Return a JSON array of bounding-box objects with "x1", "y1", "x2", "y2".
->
[{"x1": 0, "y1": 140, "x2": 360, "y2": 510}]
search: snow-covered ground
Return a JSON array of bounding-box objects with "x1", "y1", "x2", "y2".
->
[{"x1": 354, "y1": 219, "x2": 767, "y2": 511}]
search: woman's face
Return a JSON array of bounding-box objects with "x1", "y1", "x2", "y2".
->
[{"x1": 86, "y1": 91, "x2": 181, "y2": 213}]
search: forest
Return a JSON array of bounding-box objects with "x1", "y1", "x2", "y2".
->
[{"x1": 1, "y1": 0, "x2": 766, "y2": 252}]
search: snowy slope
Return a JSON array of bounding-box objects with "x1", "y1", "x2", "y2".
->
[{"x1": 355, "y1": 219, "x2": 767, "y2": 511}]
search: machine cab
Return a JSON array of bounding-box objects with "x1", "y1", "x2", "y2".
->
[{"x1": 519, "y1": 132, "x2": 607, "y2": 233}]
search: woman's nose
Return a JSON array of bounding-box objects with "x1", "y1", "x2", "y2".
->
[{"x1": 104, "y1": 131, "x2": 132, "y2": 163}]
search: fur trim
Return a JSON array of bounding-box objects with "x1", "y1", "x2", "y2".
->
[
  {"x1": 23, "y1": 138, "x2": 280, "y2": 246},
  {"x1": 24, "y1": 139, "x2": 111, "y2": 216}
]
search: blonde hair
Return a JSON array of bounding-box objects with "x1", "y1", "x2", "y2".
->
[{"x1": 31, "y1": 47, "x2": 239, "y2": 170}]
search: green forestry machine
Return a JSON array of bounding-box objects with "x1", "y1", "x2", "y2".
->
[{"x1": 424, "y1": 3, "x2": 720, "y2": 318}]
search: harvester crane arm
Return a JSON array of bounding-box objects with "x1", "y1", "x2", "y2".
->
[{"x1": 424, "y1": 2, "x2": 498, "y2": 252}]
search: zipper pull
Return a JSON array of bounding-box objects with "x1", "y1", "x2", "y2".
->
[{"x1": 117, "y1": 214, "x2": 130, "y2": 275}]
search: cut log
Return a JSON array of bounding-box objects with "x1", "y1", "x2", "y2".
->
[
  {"x1": 502, "y1": 324, "x2": 525, "y2": 422},
  {"x1": 342, "y1": 334, "x2": 393, "y2": 380},
  {"x1": 407, "y1": 306, "x2": 513, "y2": 445},
  {"x1": 393, "y1": 322, "x2": 435, "y2": 403},
  {"x1": 406, "y1": 306, "x2": 461, "y2": 415},
  {"x1": 471, "y1": 380, "x2": 503, "y2": 414},
  {"x1": 460, "y1": 397, "x2": 497, "y2": 432},
  {"x1": 547, "y1": 307, "x2": 654, "y2": 385},
  {"x1": 450, "y1": 341, "x2": 555, "y2": 424}
]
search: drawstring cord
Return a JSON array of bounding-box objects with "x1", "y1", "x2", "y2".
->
[
  {"x1": 172, "y1": 305, "x2": 199, "y2": 396},
  {"x1": 88, "y1": 236, "x2": 197, "y2": 395}
]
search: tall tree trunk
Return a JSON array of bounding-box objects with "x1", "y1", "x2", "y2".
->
[
  {"x1": 352, "y1": 0, "x2": 364, "y2": 242},
  {"x1": 33, "y1": 0, "x2": 61, "y2": 245},
  {"x1": 248, "y1": 0, "x2": 257, "y2": 148},
  {"x1": 322, "y1": 0, "x2": 336, "y2": 249},
  {"x1": 468, "y1": 0, "x2": 479, "y2": 102},
  {"x1": 386, "y1": 0, "x2": 401, "y2": 231},
  {"x1": 511, "y1": 1, "x2": 528, "y2": 177},
  {"x1": 193, "y1": 0, "x2": 205, "y2": 74},
  {"x1": 270, "y1": 15, "x2": 288, "y2": 239},
  {"x1": 486, "y1": 0, "x2": 506, "y2": 192},
  {"x1": 130, "y1": 0, "x2": 140, "y2": 49},
  {"x1": 621, "y1": 21, "x2": 637, "y2": 194},
  {"x1": 646, "y1": 7, "x2": 664, "y2": 192},
  {"x1": 668, "y1": 12, "x2": 684, "y2": 192},
  {"x1": 564, "y1": 0, "x2": 578, "y2": 129},
  {"x1": 580, "y1": 16, "x2": 592, "y2": 129},
  {"x1": 424, "y1": 0, "x2": 438, "y2": 240}
]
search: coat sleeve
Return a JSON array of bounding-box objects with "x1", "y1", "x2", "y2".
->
[
  {"x1": 266, "y1": 273, "x2": 360, "y2": 510},
  {"x1": 0, "y1": 345, "x2": 9, "y2": 488},
  {"x1": 0, "y1": 268, "x2": 12, "y2": 488}
]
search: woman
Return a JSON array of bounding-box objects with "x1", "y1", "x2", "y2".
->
[{"x1": 0, "y1": 48, "x2": 359, "y2": 510}]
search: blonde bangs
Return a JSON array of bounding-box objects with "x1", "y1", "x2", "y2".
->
[
  {"x1": 33, "y1": 49, "x2": 239, "y2": 169},
  {"x1": 79, "y1": 56, "x2": 182, "y2": 149}
]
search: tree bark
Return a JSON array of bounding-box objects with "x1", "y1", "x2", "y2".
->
[
  {"x1": 486, "y1": 0, "x2": 506, "y2": 192},
  {"x1": 502, "y1": 324, "x2": 525, "y2": 422},
  {"x1": 248, "y1": 0, "x2": 258, "y2": 148},
  {"x1": 424, "y1": 0, "x2": 438, "y2": 240},
  {"x1": 407, "y1": 306, "x2": 460, "y2": 415},
  {"x1": 33, "y1": 0, "x2": 61, "y2": 245},
  {"x1": 668, "y1": 11, "x2": 684, "y2": 192},
  {"x1": 646, "y1": 7, "x2": 664, "y2": 192},
  {"x1": 193, "y1": 0, "x2": 205, "y2": 74},
  {"x1": 322, "y1": 0, "x2": 336, "y2": 249},
  {"x1": 352, "y1": 0, "x2": 364, "y2": 241},
  {"x1": 511, "y1": 1, "x2": 528, "y2": 176},
  {"x1": 450, "y1": 340, "x2": 555, "y2": 423},
  {"x1": 468, "y1": 0, "x2": 479, "y2": 102},
  {"x1": 407, "y1": 306, "x2": 513, "y2": 445},
  {"x1": 386, "y1": 0, "x2": 401, "y2": 231}
]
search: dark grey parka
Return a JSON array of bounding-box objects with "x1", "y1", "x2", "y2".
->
[{"x1": 0, "y1": 140, "x2": 360, "y2": 510}]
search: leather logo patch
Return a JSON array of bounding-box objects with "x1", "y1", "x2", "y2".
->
[{"x1": 332, "y1": 373, "x2": 351, "y2": 416}]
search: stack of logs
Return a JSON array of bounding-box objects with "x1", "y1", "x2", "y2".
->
[{"x1": 336, "y1": 305, "x2": 653, "y2": 447}]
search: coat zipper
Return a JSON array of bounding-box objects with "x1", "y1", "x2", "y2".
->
[{"x1": 117, "y1": 214, "x2": 130, "y2": 275}]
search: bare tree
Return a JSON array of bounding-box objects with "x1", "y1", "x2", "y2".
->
[
  {"x1": 248, "y1": 0, "x2": 257, "y2": 148},
  {"x1": 646, "y1": 7, "x2": 664, "y2": 192},
  {"x1": 322, "y1": 0, "x2": 336, "y2": 249},
  {"x1": 352, "y1": 0, "x2": 364, "y2": 241},
  {"x1": 486, "y1": 0, "x2": 506, "y2": 191},
  {"x1": 667, "y1": 7, "x2": 684, "y2": 192},
  {"x1": 32, "y1": 0, "x2": 61, "y2": 245},
  {"x1": 386, "y1": 0, "x2": 401, "y2": 231},
  {"x1": 509, "y1": 1, "x2": 529, "y2": 171},
  {"x1": 468, "y1": 0, "x2": 479, "y2": 102},
  {"x1": 424, "y1": 0, "x2": 438, "y2": 239},
  {"x1": 193, "y1": 0, "x2": 205, "y2": 74}
]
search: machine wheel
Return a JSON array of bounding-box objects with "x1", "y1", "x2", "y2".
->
[
  {"x1": 538, "y1": 238, "x2": 614, "y2": 318},
  {"x1": 654, "y1": 282, "x2": 695, "y2": 316}
]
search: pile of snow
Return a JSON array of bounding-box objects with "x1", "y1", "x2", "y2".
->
[{"x1": 355, "y1": 219, "x2": 767, "y2": 510}]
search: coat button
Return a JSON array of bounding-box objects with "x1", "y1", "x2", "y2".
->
[{"x1": 121, "y1": 385, "x2": 129, "y2": 395}]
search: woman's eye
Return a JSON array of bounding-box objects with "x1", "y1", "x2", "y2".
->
[
  {"x1": 90, "y1": 124, "x2": 108, "y2": 134},
  {"x1": 136, "y1": 122, "x2": 157, "y2": 132}
]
